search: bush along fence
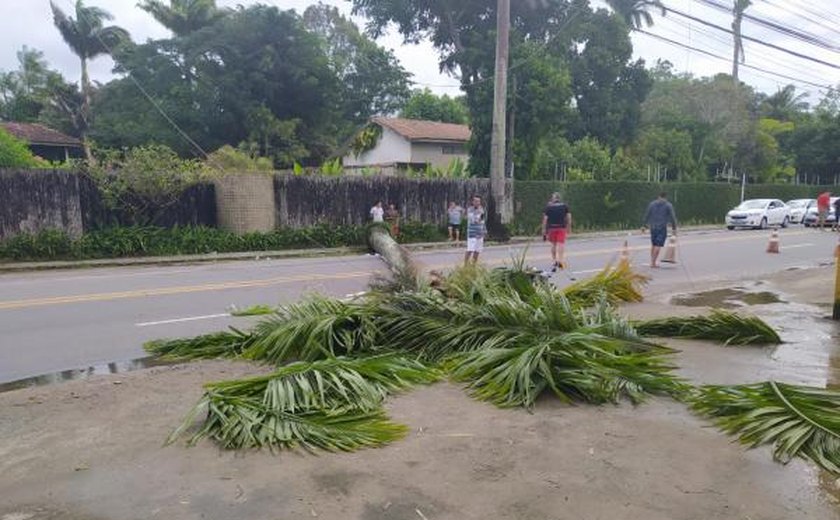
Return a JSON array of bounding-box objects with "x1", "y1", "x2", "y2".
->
[{"x1": 1, "y1": 168, "x2": 837, "y2": 261}]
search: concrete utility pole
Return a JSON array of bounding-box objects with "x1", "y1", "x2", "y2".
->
[{"x1": 489, "y1": 0, "x2": 512, "y2": 225}]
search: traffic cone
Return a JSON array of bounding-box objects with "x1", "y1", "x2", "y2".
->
[
  {"x1": 662, "y1": 235, "x2": 677, "y2": 263},
  {"x1": 619, "y1": 235, "x2": 631, "y2": 265},
  {"x1": 766, "y1": 228, "x2": 780, "y2": 254}
]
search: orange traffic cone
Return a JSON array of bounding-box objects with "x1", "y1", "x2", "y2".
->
[
  {"x1": 766, "y1": 228, "x2": 780, "y2": 254},
  {"x1": 662, "y1": 235, "x2": 677, "y2": 263},
  {"x1": 620, "y1": 236, "x2": 631, "y2": 263}
]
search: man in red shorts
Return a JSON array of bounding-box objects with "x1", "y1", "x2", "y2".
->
[{"x1": 542, "y1": 192, "x2": 572, "y2": 271}]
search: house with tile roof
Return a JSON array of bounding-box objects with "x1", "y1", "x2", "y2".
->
[
  {"x1": 0, "y1": 122, "x2": 83, "y2": 162},
  {"x1": 344, "y1": 117, "x2": 470, "y2": 173}
]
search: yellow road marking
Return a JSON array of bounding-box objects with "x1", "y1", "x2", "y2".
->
[{"x1": 0, "y1": 230, "x2": 813, "y2": 310}]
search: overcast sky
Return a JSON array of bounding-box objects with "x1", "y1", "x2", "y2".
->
[{"x1": 3, "y1": 0, "x2": 840, "y2": 105}]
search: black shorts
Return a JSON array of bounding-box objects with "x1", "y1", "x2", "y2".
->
[
  {"x1": 448, "y1": 224, "x2": 460, "y2": 230},
  {"x1": 650, "y1": 226, "x2": 667, "y2": 247}
]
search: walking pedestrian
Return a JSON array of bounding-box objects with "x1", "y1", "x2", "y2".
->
[
  {"x1": 542, "y1": 192, "x2": 572, "y2": 271},
  {"x1": 447, "y1": 201, "x2": 464, "y2": 242},
  {"x1": 817, "y1": 191, "x2": 831, "y2": 230},
  {"x1": 370, "y1": 201, "x2": 384, "y2": 223},
  {"x1": 385, "y1": 203, "x2": 400, "y2": 237},
  {"x1": 641, "y1": 192, "x2": 678, "y2": 268},
  {"x1": 464, "y1": 195, "x2": 486, "y2": 266}
]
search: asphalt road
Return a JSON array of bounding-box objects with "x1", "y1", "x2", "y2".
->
[{"x1": 1, "y1": 227, "x2": 838, "y2": 384}]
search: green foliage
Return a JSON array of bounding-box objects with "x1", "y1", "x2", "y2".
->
[
  {"x1": 634, "y1": 310, "x2": 782, "y2": 345},
  {"x1": 691, "y1": 382, "x2": 840, "y2": 474},
  {"x1": 562, "y1": 261, "x2": 649, "y2": 307},
  {"x1": 350, "y1": 124, "x2": 382, "y2": 157},
  {"x1": 0, "y1": 128, "x2": 43, "y2": 168},
  {"x1": 206, "y1": 145, "x2": 274, "y2": 172},
  {"x1": 0, "y1": 223, "x2": 447, "y2": 262},
  {"x1": 319, "y1": 157, "x2": 343, "y2": 176},
  {"x1": 87, "y1": 144, "x2": 210, "y2": 225},
  {"x1": 145, "y1": 328, "x2": 253, "y2": 360},
  {"x1": 167, "y1": 354, "x2": 438, "y2": 450},
  {"x1": 230, "y1": 304, "x2": 276, "y2": 317},
  {"x1": 400, "y1": 88, "x2": 468, "y2": 124},
  {"x1": 513, "y1": 181, "x2": 741, "y2": 233}
]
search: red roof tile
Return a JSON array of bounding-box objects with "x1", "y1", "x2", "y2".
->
[
  {"x1": 372, "y1": 117, "x2": 471, "y2": 143},
  {"x1": 0, "y1": 122, "x2": 82, "y2": 147}
]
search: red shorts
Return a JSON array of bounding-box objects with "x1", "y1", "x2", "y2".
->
[{"x1": 547, "y1": 228, "x2": 567, "y2": 244}]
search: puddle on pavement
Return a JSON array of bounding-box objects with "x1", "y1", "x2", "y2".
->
[
  {"x1": 671, "y1": 287, "x2": 784, "y2": 308},
  {"x1": 0, "y1": 356, "x2": 176, "y2": 394}
]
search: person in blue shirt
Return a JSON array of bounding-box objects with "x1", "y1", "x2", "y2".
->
[
  {"x1": 641, "y1": 192, "x2": 678, "y2": 268},
  {"x1": 464, "y1": 195, "x2": 487, "y2": 266}
]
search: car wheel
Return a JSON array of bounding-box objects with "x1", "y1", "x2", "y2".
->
[
  {"x1": 727, "y1": 226, "x2": 735, "y2": 230},
  {"x1": 781, "y1": 216, "x2": 789, "y2": 228},
  {"x1": 759, "y1": 217, "x2": 768, "y2": 230}
]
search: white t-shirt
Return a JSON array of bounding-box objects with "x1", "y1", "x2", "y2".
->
[{"x1": 370, "y1": 206, "x2": 384, "y2": 222}]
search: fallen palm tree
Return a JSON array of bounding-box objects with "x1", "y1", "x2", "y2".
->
[
  {"x1": 690, "y1": 382, "x2": 840, "y2": 474},
  {"x1": 143, "y1": 228, "x2": 840, "y2": 478},
  {"x1": 634, "y1": 309, "x2": 782, "y2": 345}
]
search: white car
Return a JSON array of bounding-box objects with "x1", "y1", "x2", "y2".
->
[
  {"x1": 785, "y1": 198, "x2": 815, "y2": 224},
  {"x1": 725, "y1": 199, "x2": 790, "y2": 230}
]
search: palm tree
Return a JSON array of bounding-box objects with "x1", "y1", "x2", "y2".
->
[
  {"x1": 760, "y1": 85, "x2": 809, "y2": 121},
  {"x1": 731, "y1": 0, "x2": 752, "y2": 83},
  {"x1": 138, "y1": 0, "x2": 227, "y2": 36},
  {"x1": 50, "y1": 0, "x2": 129, "y2": 160},
  {"x1": 605, "y1": 0, "x2": 667, "y2": 30}
]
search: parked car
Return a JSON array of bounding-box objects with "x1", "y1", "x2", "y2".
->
[
  {"x1": 785, "y1": 198, "x2": 815, "y2": 224},
  {"x1": 803, "y1": 197, "x2": 839, "y2": 227},
  {"x1": 725, "y1": 199, "x2": 790, "y2": 230}
]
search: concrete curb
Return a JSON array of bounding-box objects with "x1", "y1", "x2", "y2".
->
[{"x1": 0, "y1": 225, "x2": 723, "y2": 273}]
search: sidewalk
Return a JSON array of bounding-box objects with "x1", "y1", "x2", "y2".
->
[{"x1": 0, "y1": 225, "x2": 722, "y2": 273}]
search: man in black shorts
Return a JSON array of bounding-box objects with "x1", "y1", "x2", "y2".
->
[{"x1": 642, "y1": 192, "x2": 678, "y2": 268}]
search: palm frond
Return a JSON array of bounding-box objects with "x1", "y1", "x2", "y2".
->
[
  {"x1": 447, "y1": 332, "x2": 682, "y2": 408},
  {"x1": 144, "y1": 327, "x2": 252, "y2": 360},
  {"x1": 634, "y1": 310, "x2": 782, "y2": 345},
  {"x1": 562, "y1": 262, "x2": 649, "y2": 308},
  {"x1": 168, "y1": 355, "x2": 438, "y2": 450},
  {"x1": 230, "y1": 304, "x2": 276, "y2": 317},
  {"x1": 690, "y1": 382, "x2": 840, "y2": 474},
  {"x1": 243, "y1": 296, "x2": 378, "y2": 364}
]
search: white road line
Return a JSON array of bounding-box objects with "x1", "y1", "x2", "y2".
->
[
  {"x1": 783, "y1": 243, "x2": 815, "y2": 250},
  {"x1": 135, "y1": 313, "x2": 230, "y2": 327},
  {"x1": 572, "y1": 268, "x2": 604, "y2": 274}
]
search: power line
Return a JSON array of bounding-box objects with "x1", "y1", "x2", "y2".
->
[
  {"x1": 664, "y1": 5, "x2": 840, "y2": 71},
  {"x1": 637, "y1": 29, "x2": 836, "y2": 91}
]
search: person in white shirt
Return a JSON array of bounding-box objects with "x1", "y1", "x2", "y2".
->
[{"x1": 370, "y1": 201, "x2": 384, "y2": 223}]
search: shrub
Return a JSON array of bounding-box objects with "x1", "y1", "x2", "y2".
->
[{"x1": 0, "y1": 128, "x2": 44, "y2": 168}]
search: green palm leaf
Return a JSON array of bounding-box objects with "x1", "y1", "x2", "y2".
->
[
  {"x1": 144, "y1": 327, "x2": 253, "y2": 360},
  {"x1": 634, "y1": 310, "x2": 782, "y2": 345},
  {"x1": 168, "y1": 355, "x2": 439, "y2": 450},
  {"x1": 562, "y1": 261, "x2": 649, "y2": 308},
  {"x1": 690, "y1": 382, "x2": 840, "y2": 474},
  {"x1": 243, "y1": 296, "x2": 378, "y2": 364}
]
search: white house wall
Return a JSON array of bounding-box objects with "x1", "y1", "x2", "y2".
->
[
  {"x1": 410, "y1": 142, "x2": 469, "y2": 169},
  {"x1": 343, "y1": 127, "x2": 412, "y2": 167}
]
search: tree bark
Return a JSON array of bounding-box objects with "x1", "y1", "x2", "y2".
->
[
  {"x1": 367, "y1": 225, "x2": 424, "y2": 290},
  {"x1": 80, "y1": 56, "x2": 93, "y2": 162}
]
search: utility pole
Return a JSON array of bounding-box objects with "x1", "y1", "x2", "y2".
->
[
  {"x1": 489, "y1": 0, "x2": 512, "y2": 226},
  {"x1": 731, "y1": 0, "x2": 751, "y2": 83}
]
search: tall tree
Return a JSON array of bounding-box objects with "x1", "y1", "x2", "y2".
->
[
  {"x1": 759, "y1": 85, "x2": 809, "y2": 121},
  {"x1": 50, "y1": 0, "x2": 129, "y2": 160},
  {"x1": 138, "y1": 0, "x2": 227, "y2": 36},
  {"x1": 400, "y1": 88, "x2": 468, "y2": 124},
  {"x1": 605, "y1": 0, "x2": 666, "y2": 29},
  {"x1": 731, "y1": 0, "x2": 751, "y2": 83}
]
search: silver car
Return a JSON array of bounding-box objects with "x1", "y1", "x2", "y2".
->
[
  {"x1": 725, "y1": 199, "x2": 790, "y2": 230},
  {"x1": 785, "y1": 198, "x2": 815, "y2": 224}
]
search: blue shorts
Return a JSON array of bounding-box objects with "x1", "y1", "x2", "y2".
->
[{"x1": 650, "y1": 227, "x2": 667, "y2": 247}]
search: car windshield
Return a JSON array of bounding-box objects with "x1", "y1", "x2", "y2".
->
[
  {"x1": 736, "y1": 200, "x2": 767, "y2": 210},
  {"x1": 787, "y1": 200, "x2": 809, "y2": 208}
]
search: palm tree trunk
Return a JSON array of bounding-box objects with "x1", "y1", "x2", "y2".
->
[{"x1": 80, "y1": 56, "x2": 93, "y2": 162}]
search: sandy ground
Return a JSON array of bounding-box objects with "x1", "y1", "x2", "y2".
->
[{"x1": 1, "y1": 268, "x2": 839, "y2": 520}]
